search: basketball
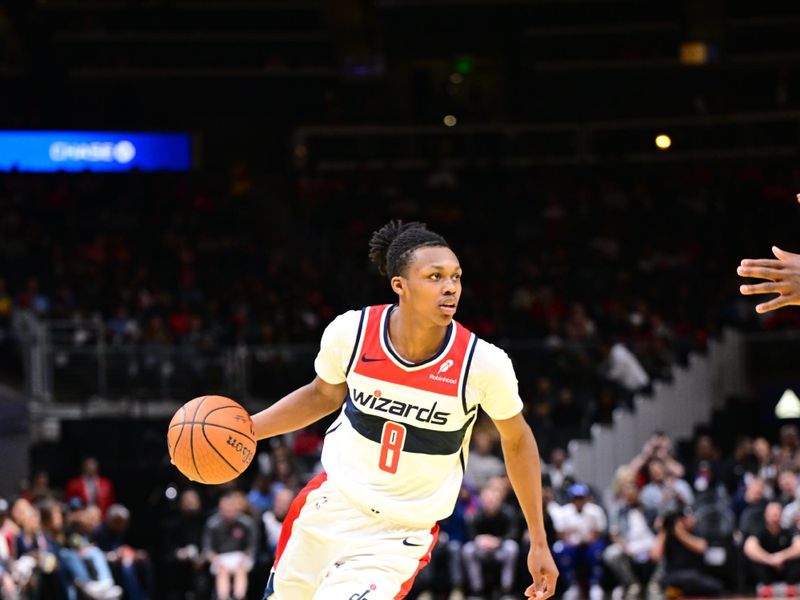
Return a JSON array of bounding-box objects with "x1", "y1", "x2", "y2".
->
[{"x1": 167, "y1": 395, "x2": 257, "y2": 485}]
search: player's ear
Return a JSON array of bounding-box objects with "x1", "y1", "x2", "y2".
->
[{"x1": 391, "y1": 275, "x2": 404, "y2": 296}]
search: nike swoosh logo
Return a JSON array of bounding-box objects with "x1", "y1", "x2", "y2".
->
[
  {"x1": 402, "y1": 539, "x2": 424, "y2": 547},
  {"x1": 361, "y1": 353, "x2": 386, "y2": 362}
]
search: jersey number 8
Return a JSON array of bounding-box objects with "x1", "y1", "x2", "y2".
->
[{"x1": 379, "y1": 422, "x2": 406, "y2": 474}]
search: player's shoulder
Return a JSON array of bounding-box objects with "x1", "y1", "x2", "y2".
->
[
  {"x1": 462, "y1": 332, "x2": 518, "y2": 392},
  {"x1": 326, "y1": 308, "x2": 364, "y2": 330},
  {"x1": 315, "y1": 308, "x2": 358, "y2": 347},
  {"x1": 469, "y1": 334, "x2": 516, "y2": 374}
]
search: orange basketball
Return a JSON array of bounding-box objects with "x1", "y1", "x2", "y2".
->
[{"x1": 167, "y1": 395, "x2": 257, "y2": 485}]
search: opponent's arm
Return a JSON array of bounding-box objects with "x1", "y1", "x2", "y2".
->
[
  {"x1": 737, "y1": 194, "x2": 800, "y2": 313},
  {"x1": 251, "y1": 376, "x2": 347, "y2": 440},
  {"x1": 738, "y1": 246, "x2": 800, "y2": 313},
  {"x1": 494, "y1": 413, "x2": 559, "y2": 599}
]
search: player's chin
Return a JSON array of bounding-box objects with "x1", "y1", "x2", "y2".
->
[{"x1": 435, "y1": 306, "x2": 457, "y2": 323}]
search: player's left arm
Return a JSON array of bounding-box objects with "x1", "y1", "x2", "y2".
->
[{"x1": 494, "y1": 413, "x2": 559, "y2": 599}]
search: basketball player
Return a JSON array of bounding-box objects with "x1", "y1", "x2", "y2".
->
[
  {"x1": 250, "y1": 221, "x2": 558, "y2": 599},
  {"x1": 738, "y1": 194, "x2": 800, "y2": 313}
]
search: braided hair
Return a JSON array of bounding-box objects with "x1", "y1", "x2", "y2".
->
[{"x1": 368, "y1": 220, "x2": 449, "y2": 278}]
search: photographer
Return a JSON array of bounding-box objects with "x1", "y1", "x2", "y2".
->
[{"x1": 651, "y1": 508, "x2": 723, "y2": 598}]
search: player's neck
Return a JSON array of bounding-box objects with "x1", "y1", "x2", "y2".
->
[{"x1": 388, "y1": 307, "x2": 448, "y2": 363}]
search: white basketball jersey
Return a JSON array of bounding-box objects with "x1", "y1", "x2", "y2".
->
[{"x1": 315, "y1": 304, "x2": 523, "y2": 529}]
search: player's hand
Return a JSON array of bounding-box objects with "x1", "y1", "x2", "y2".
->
[
  {"x1": 525, "y1": 542, "x2": 558, "y2": 599},
  {"x1": 738, "y1": 245, "x2": 800, "y2": 313}
]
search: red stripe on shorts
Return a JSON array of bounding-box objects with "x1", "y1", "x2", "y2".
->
[
  {"x1": 272, "y1": 471, "x2": 328, "y2": 570},
  {"x1": 394, "y1": 523, "x2": 440, "y2": 599}
]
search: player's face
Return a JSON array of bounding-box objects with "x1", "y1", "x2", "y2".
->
[{"x1": 397, "y1": 246, "x2": 462, "y2": 325}]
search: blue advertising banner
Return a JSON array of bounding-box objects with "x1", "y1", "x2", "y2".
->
[{"x1": 0, "y1": 131, "x2": 192, "y2": 172}]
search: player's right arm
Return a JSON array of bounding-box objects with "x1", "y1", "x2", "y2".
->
[
  {"x1": 251, "y1": 376, "x2": 347, "y2": 440},
  {"x1": 251, "y1": 309, "x2": 360, "y2": 441}
]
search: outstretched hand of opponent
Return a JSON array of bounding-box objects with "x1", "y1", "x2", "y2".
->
[
  {"x1": 738, "y1": 245, "x2": 800, "y2": 313},
  {"x1": 525, "y1": 542, "x2": 559, "y2": 599},
  {"x1": 738, "y1": 194, "x2": 800, "y2": 313}
]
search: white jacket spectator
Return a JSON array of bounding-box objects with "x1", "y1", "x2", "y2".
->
[
  {"x1": 556, "y1": 496, "x2": 608, "y2": 545},
  {"x1": 607, "y1": 342, "x2": 650, "y2": 392}
]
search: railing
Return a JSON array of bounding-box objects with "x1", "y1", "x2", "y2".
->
[
  {"x1": 13, "y1": 316, "x2": 312, "y2": 405},
  {"x1": 14, "y1": 312, "x2": 619, "y2": 434}
]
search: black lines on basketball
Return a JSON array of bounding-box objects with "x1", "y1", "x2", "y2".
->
[
  {"x1": 190, "y1": 396, "x2": 209, "y2": 483},
  {"x1": 171, "y1": 405, "x2": 187, "y2": 456},
  {"x1": 201, "y1": 423, "x2": 240, "y2": 475},
  {"x1": 168, "y1": 421, "x2": 256, "y2": 444}
]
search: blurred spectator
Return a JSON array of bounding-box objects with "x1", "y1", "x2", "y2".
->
[
  {"x1": 565, "y1": 302, "x2": 597, "y2": 343},
  {"x1": 464, "y1": 429, "x2": 505, "y2": 490},
  {"x1": 37, "y1": 499, "x2": 68, "y2": 597},
  {"x1": 438, "y1": 482, "x2": 478, "y2": 599},
  {"x1": 543, "y1": 447, "x2": 575, "y2": 499},
  {"x1": 552, "y1": 483, "x2": 608, "y2": 600},
  {"x1": 739, "y1": 477, "x2": 771, "y2": 539},
  {"x1": 21, "y1": 472, "x2": 57, "y2": 505},
  {"x1": 92, "y1": 504, "x2": 154, "y2": 600},
  {"x1": 462, "y1": 484, "x2": 520, "y2": 599},
  {"x1": 640, "y1": 460, "x2": 694, "y2": 516},
  {"x1": 62, "y1": 497, "x2": 122, "y2": 600},
  {"x1": 603, "y1": 482, "x2": 659, "y2": 600},
  {"x1": 719, "y1": 436, "x2": 757, "y2": 498},
  {"x1": 39, "y1": 497, "x2": 113, "y2": 600},
  {"x1": 0, "y1": 496, "x2": 18, "y2": 551},
  {"x1": 0, "y1": 279, "x2": 11, "y2": 330},
  {"x1": 261, "y1": 488, "x2": 293, "y2": 557},
  {"x1": 0, "y1": 497, "x2": 17, "y2": 600},
  {"x1": 106, "y1": 306, "x2": 141, "y2": 346},
  {"x1": 628, "y1": 433, "x2": 686, "y2": 484},
  {"x1": 599, "y1": 338, "x2": 650, "y2": 400},
  {"x1": 589, "y1": 386, "x2": 620, "y2": 427},
  {"x1": 774, "y1": 425, "x2": 800, "y2": 473},
  {"x1": 15, "y1": 277, "x2": 49, "y2": 316},
  {"x1": 651, "y1": 507, "x2": 723, "y2": 598},
  {"x1": 269, "y1": 448, "x2": 302, "y2": 492},
  {"x1": 202, "y1": 493, "x2": 257, "y2": 600},
  {"x1": 743, "y1": 502, "x2": 800, "y2": 592},
  {"x1": 290, "y1": 427, "x2": 323, "y2": 476},
  {"x1": 65, "y1": 458, "x2": 115, "y2": 516},
  {"x1": 686, "y1": 435, "x2": 721, "y2": 492},
  {"x1": 775, "y1": 470, "x2": 799, "y2": 507},
  {"x1": 246, "y1": 474, "x2": 282, "y2": 517},
  {"x1": 753, "y1": 438, "x2": 778, "y2": 487},
  {"x1": 9, "y1": 499, "x2": 28, "y2": 539},
  {"x1": 782, "y1": 490, "x2": 800, "y2": 531},
  {"x1": 13, "y1": 500, "x2": 49, "y2": 599},
  {"x1": 162, "y1": 489, "x2": 209, "y2": 600},
  {"x1": 84, "y1": 506, "x2": 103, "y2": 536},
  {"x1": 604, "y1": 466, "x2": 637, "y2": 522}
]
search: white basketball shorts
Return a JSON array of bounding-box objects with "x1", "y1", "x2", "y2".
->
[{"x1": 261, "y1": 472, "x2": 439, "y2": 600}]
